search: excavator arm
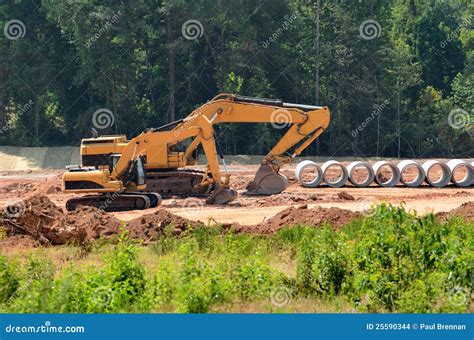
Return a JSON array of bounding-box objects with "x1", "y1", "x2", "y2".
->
[{"x1": 165, "y1": 94, "x2": 330, "y2": 199}]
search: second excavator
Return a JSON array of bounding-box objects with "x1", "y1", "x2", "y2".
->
[{"x1": 62, "y1": 94, "x2": 330, "y2": 210}]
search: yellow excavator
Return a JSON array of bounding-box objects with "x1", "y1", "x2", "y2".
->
[{"x1": 62, "y1": 94, "x2": 330, "y2": 211}]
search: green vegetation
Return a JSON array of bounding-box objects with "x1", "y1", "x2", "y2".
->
[
  {"x1": 1, "y1": 1, "x2": 473, "y2": 158},
  {"x1": 0, "y1": 205, "x2": 472, "y2": 313}
]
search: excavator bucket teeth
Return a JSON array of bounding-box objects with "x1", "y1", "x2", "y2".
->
[
  {"x1": 206, "y1": 187, "x2": 238, "y2": 205},
  {"x1": 246, "y1": 164, "x2": 289, "y2": 195}
]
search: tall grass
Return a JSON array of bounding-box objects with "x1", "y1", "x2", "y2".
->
[{"x1": 0, "y1": 204, "x2": 471, "y2": 313}]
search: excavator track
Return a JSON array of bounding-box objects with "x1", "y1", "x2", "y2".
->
[
  {"x1": 145, "y1": 169, "x2": 212, "y2": 197},
  {"x1": 66, "y1": 192, "x2": 161, "y2": 212}
]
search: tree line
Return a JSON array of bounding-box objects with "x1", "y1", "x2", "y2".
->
[{"x1": 0, "y1": 0, "x2": 472, "y2": 158}]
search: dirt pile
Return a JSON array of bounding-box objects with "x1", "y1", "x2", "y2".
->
[
  {"x1": 437, "y1": 201, "x2": 474, "y2": 221},
  {"x1": 61, "y1": 206, "x2": 121, "y2": 240},
  {"x1": 1, "y1": 195, "x2": 120, "y2": 245},
  {"x1": 233, "y1": 204, "x2": 361, "y2": 234},
  {"x1": 127, "y1": 209, "x2": 199, "y2": 242}
]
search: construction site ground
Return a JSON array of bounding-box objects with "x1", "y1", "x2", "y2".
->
[{"x1": 0, "y1": 160, "x2": 472, "y2": 251}]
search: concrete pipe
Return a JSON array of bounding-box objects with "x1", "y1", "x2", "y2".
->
[
  {"x1": 372, "y1": 161, "x2": 401, "y2": 187},
  {"x1": 346, "y1": 161, "x2": 374, "y2": 187},
  {"x1": 422, "y1": 160, "x2": 451, "y2": 187},
  {"x1": 295, "y1": 160, "x2": 323, "y2": 188},
  {"x1": 446, "y1": 159, "x2": 473, "y2": 187},
  {"x1": 397, "y1": 160, "x2": 425, "y2": 187},
  {"x1": 321, "y1": 160, "x2": 348, "y2": 188}
]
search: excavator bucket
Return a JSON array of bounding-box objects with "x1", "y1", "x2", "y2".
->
[
  {"x1": 206, "y1": 186, "x2": 238, "y2": 204},
  {"x1": 246, "y1": 164, "x2": 289, "y2": 195}
]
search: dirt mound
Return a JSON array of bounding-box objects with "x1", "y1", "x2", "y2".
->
[
  {"x1": 2, "y1": 195, "x2": 65, "y2": 243},
  {"x1": 437, "y1": 201, "x2": 474, "y2": 221},
  {"x1": 127, "y1": 209, "x2": 199, "y2": 242},
  {"x1": 62, "y1": 206, "x2": 121, "y2": 240},
  {"x1": 233, "y1": 204, "x2": 361, "y2": 234},
  {"x1": 2, "y1": 195, "x2": 120, "y2": 245}
]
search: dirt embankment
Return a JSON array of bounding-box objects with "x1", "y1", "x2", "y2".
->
[
  {"x1": 127, "y1": 210, "x2": 200, "y2": 243},
  {"x1": 1, "y1": 196, "x2": 121, "y2": 245},
  {"x1": 1, "y1": 195, "x2": 201, "y2": 246},
  {"x1": 436, "y1": 201, "x2": 474, "y2": 222},
  {"x1": 232, "y1": 204, "x2": 361, "y2": 234},
  {"x1": 1, "y1": 194, "x2": 472, "y2": 247}
]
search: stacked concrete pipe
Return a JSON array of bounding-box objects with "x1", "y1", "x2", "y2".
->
[
  {"x1": 397, "y1": 160, "x2": 425, "y2": 187},
  {"x1": 446, "y1": 159, "x2": 473, "y2": 187},
  {"x1": 321, "y1": 160, "x2": 349, "y2": 187},
  {"x1": 346, "y1": 161, "x2": 374, "y2": 187},
  {"x1": 422, "y1": 160, "x2": 451, "y2": 187},
  {"x1": 372, "y1": 161, "x2": 401, "y2": 187},
  {"x1": 295, "y1": 160, "x2": 323, "y2": 188},
  {"x1": 294, "y1": 159, "x2": 473, "y2": 188}
]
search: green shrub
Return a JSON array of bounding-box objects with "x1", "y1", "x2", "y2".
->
[
  {"x1": 0, "y1": 255, "x2": 19, "y2": 304},
  {"x1": 8, "y1": 255, "x2": 55, "y2": 313},
  {"x1": 233, "y1": 258, "x2": 272, "y2": 300}
]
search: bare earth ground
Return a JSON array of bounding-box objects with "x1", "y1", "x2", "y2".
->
[{"x1": 0, "y1": 161, "x2": 472, "y2": 224}]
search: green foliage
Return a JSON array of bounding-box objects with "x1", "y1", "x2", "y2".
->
[
  {"x1": 0, "y1": 1, "x2": 472, "y2": 157},
  {"x1": 0, "y1": 255, "x2": 19, "y2": 304},
  {"x1": 0, "y1": 205, "x2": 471, "y2": 313}
]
